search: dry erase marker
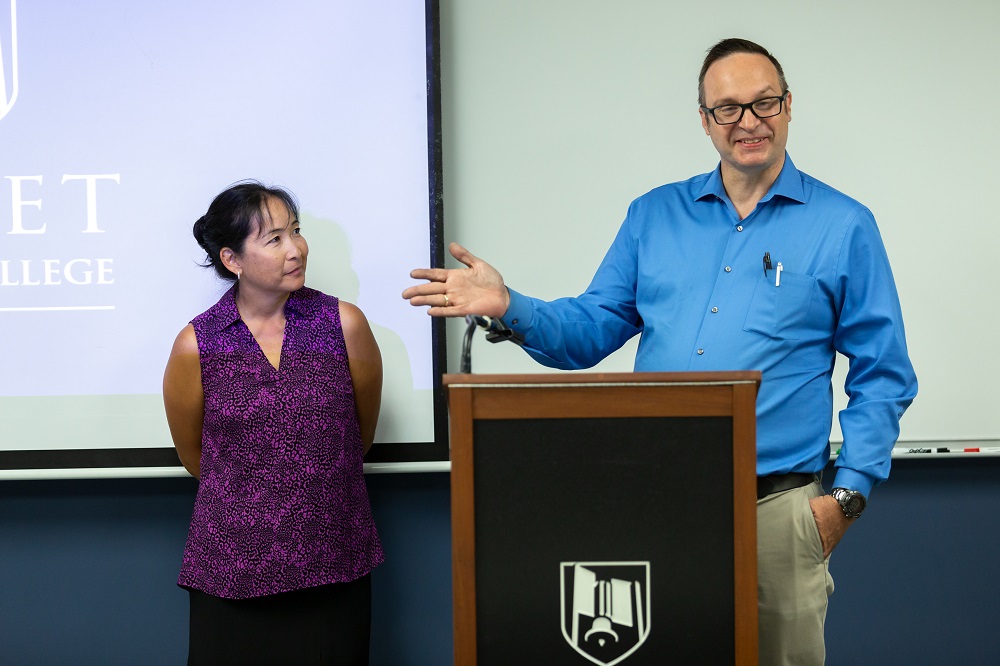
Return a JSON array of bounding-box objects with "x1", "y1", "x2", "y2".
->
[
  {"x1": 963, "y1": 447, "x2": 1000, "y2": 453},
  {"x1": 904, "y1": 448, "x2": 951, "y2": 454}
]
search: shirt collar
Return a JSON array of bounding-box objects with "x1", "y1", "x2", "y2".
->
[
  {"x1": 695, "y1": 152, "x2": 806, "y2": 205},
  {"x1": 198, "y1": 284, "x2": 311, "y2": 333},
  {"x1": 283, "y1": 287, "x2": 311, "y2": 318}
]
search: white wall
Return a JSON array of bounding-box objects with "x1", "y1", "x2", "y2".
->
[{"x1": 436, "y1": 0, "x2": 1000, "y2": 444}]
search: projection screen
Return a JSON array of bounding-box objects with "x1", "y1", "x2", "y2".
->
[{"x1": 0, "y1": 0, "x2": 447, "y2": 477}]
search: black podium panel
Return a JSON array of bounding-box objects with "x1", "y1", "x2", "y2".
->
[{"x1": 472, "y1": 416, "x2": 734, "y2": 665}]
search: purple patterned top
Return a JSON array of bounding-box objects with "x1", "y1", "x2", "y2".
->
[{"x1": 178, "y1": 285, "x2": 383, "y2": 599}]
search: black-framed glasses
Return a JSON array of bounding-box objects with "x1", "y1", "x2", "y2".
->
[{"x1": 701, "y1": 92, "x2": 789, "y2": 125}]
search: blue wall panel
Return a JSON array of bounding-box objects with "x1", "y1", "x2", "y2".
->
[{"x1": 2, "y1": 461, "x2": 997, "y2": 664}]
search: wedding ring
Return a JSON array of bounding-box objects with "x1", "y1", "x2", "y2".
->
[{"x1": 443, "y1": 294, "x2": 450, "y2": 307}]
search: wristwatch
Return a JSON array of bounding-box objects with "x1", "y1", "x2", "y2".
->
[{"x1": 830, "y1": 487, "x2": 867, "y2": 519}]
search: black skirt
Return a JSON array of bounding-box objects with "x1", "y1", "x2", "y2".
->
[{"x1": 187, "y1": 575, "x2": 372, "y2": 665}]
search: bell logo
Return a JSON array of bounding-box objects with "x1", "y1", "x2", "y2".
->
[
  {"x1": 0, "y1": 0, "x2": 18, "y2": 122},
  {"x1": 561, "y1": 561, "x2": 651, "y2": 666}
]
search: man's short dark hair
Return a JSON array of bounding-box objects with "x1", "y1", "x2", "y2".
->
[{"x1": 698, "y1": 38, "x2": 788, "y2": 106}]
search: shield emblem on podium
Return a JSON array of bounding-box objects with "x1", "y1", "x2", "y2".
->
[
  {"x1": 561, "y1": 561, "x2": 651, "y2": 666},
  {"x1": 0, "y1": 0, "x2": 18, "y2": 122}
]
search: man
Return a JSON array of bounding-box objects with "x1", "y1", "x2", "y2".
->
[{"x1": 403, "y1": 38, "x2": 917, "y2": 665}]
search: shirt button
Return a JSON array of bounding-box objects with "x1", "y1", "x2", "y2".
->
[
  {"x1": 711, "y1": 307, "x2": 719, "y2": 313},
  {"x1": 510, "y1": 319, "x2": 518, "y2": 325},
  {"x1": 736, "y1": 225, "x2": 744, "y2": 232},
  {"x1": 697, "y1": 349, "x2": 704, "y2": 355},
  {"x1": 724, "y1": 266, "x2": 732, "y2": 273}
]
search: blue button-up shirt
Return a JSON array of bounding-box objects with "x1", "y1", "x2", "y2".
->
[{"x1": 504, "y1": 155, "x2": 917, "y2": 496}]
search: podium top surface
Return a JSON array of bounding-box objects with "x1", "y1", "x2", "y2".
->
[{"x1": 443, "y1": 371, "x2": 761, "y2": 388}]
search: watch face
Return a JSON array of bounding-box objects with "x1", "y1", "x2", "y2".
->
[{"x1": 833, "y1": 488, "x2": 866, "y2": 518}]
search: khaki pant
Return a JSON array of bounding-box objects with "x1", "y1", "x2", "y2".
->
[{"x1": 757, "y1": 481, "x2": 834, "y2": 666}]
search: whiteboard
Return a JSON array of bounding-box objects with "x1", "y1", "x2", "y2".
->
[{"x1": 436, "y1": 0, "x2": 999, "y2": 445}]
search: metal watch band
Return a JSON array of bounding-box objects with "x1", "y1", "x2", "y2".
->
[{"x1": 831, "y1": 487, "x2": 867, "y2": 519}]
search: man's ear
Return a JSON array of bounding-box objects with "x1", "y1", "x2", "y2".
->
[{"x1": 700, "y1": 108, "x2": 711, "y2": 136}]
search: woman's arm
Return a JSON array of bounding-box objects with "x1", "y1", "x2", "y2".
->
[
  {"x1": 339, "y1": 301, "x2": 383, "y2": 455},
  {"x1": 162, "y1": 324, "x2": 205, "y2": 478}
]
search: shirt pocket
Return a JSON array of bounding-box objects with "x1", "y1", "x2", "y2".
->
[{"x1": 743, "y1": 270, "x2": 816, "y2": 340}]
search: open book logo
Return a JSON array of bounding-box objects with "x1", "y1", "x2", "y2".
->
[
  {"x1": 0, "y1": 0, "x2": 18, "y2": 122},
  {"x1": 561, "y1": 562, "x2": 651, "y2": 666}
]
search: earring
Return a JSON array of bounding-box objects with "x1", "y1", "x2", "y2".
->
[{"x1": 237, "y1": 270, "x2": 241, "y2": 281}]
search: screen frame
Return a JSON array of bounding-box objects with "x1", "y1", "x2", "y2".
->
[{"x1": 0, "y1": 0, "x2": 449, "y2": 475}]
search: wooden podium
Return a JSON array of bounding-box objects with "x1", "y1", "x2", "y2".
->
[{"x1": 445, "y1": 371, "x2": 761, "y2": 666}]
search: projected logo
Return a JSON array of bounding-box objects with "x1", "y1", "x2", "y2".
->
[
  {"x1": 561, "y1": 562, "x2": 651, "y2": 666},
  {"x1": 0, "y1": 0, "x2": 17, "y2": 122}
]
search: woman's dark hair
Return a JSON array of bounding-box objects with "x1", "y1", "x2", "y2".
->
[
  {"x1": 698, "y1": 38, "x2": 788, "y2": 106},
  {"x1": 192, "y1": 180, "x2": 299, "y2": 280}
]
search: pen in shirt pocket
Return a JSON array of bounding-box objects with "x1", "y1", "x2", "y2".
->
[{"x1": 775, "y1": 262, "x2": 783, "y2": 287}]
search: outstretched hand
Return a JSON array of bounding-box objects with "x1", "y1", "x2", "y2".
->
[{"x1": 402, "y1": 242, "x2": 510, "y2": 318}]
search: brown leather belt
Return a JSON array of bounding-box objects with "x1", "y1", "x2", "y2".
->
[{"x1": 756, "y1": 472, "x2": 819, "y2": 500}]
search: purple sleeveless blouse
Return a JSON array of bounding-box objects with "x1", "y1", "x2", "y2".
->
[{"x1": 178, "y1": 285, "x2": 383, "y2": 599}]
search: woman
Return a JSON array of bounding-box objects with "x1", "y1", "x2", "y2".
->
[{"x1": 163, "y1": 181, "x2": 383, "y2": 665}]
